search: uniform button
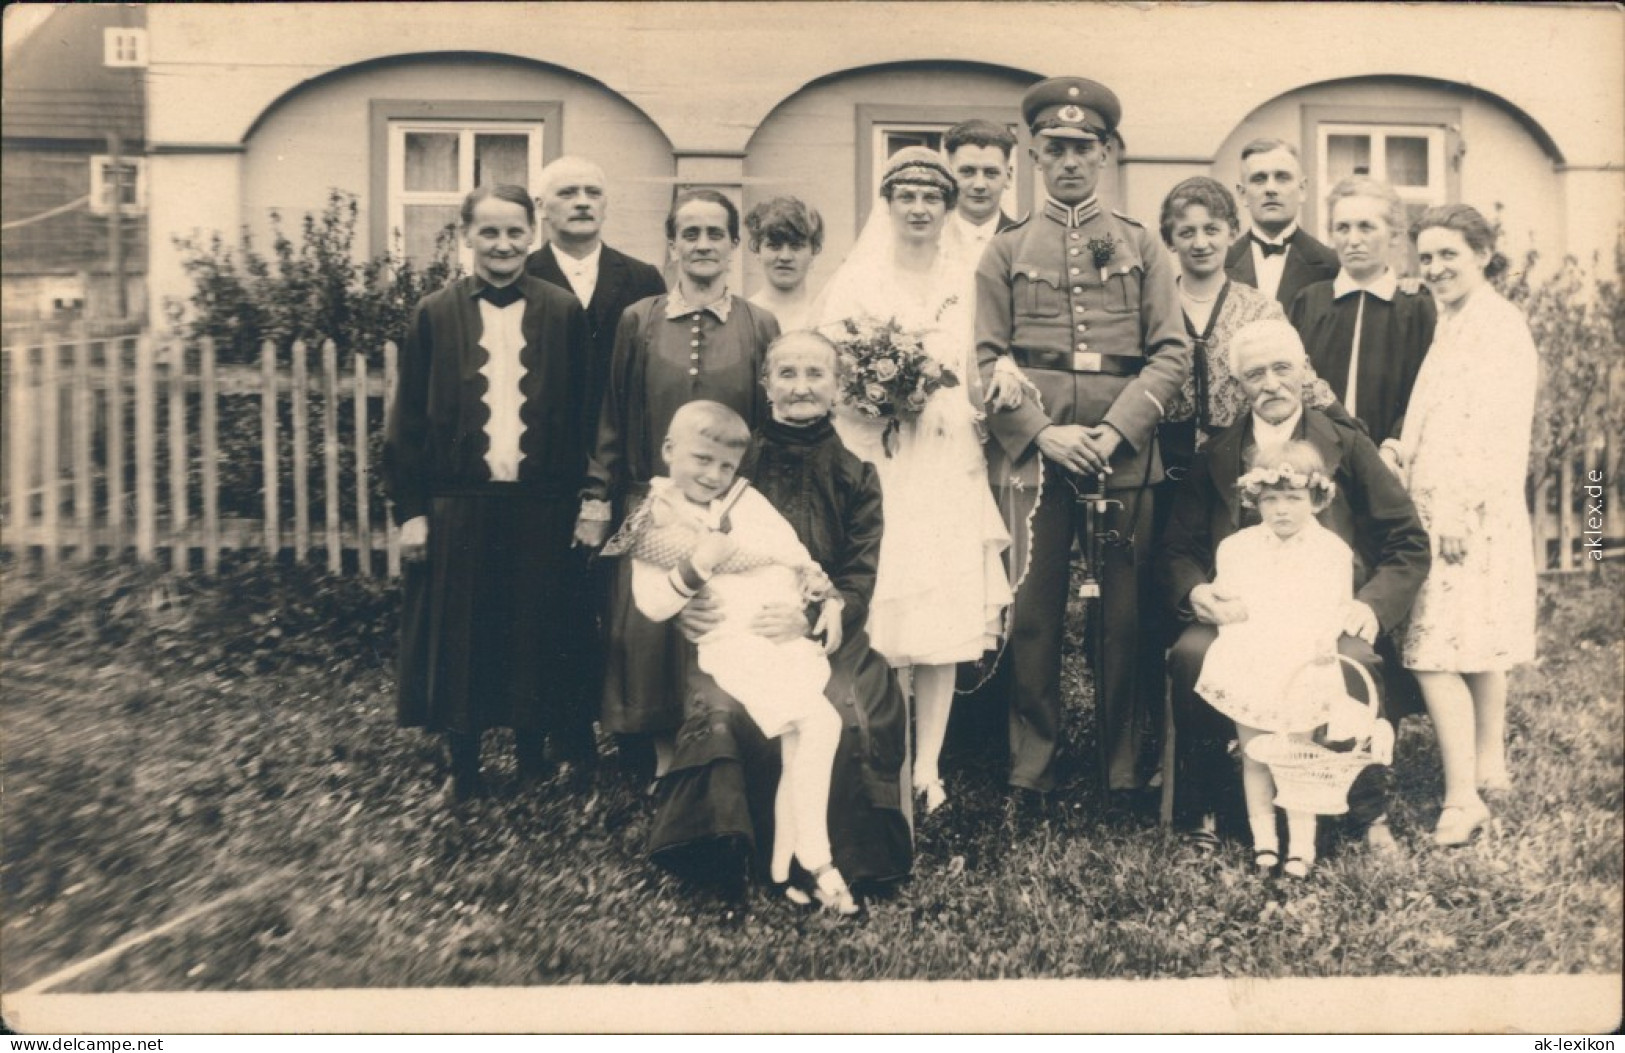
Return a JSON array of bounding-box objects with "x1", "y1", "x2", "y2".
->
[
  {"x1": 1069, "y1": 267, "x2": 1080, "y2": 276},
  {"x1": 1072, "y1": 287, "x2": 1083, "y2": 295},
  {"x1": 1069, "y1": 232, "x2": 1081, "y2": 240},
  {"x1": 690, "y1": 339, "x2": 700, "y2": 347},
  {"x1": 1074, "y1": 304, "x2": 1085, "y2": 313},
  {"x1": 1076, "y1": 342, "x2": 1089, "y2": 351},
  {"x1": 688, "y1": 367, "x2": 699, "y2": 377},
  {"x1": 1076, "y1": 323, "x2": 1087, "y2": 332},
  {"x1": 690, "y1": 351, "x2": 700, "y2": 360},
  {"x1": 1069, "y1": 248, "x2": 1080, "y2": 257}
]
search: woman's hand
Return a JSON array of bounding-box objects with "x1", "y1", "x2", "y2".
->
[
  {"x1": 812, "y1": 595, "x2": 845, "y2": 655},
  {"x1": 676, "y1": 591, "x2": 723, "y2": 642},
  {"x1": 400, "y1": 516, "x2": 429, "y2": 562},
  {"x1": 984, "y1": 358, "x2": 1027, "y2": 412},
  {"x1": 1438, "y1": 534, "x2": 1468, "y2": 565},
  {"x1": 750, "y1": 602, "x2": 812, "y2": 644},
  {"x1": 1378, "y1": 440, "x2": 1405, "y2": 479},
  {"x1": 1189, "y1": 582, "x2": 1247, "y2": 625}
]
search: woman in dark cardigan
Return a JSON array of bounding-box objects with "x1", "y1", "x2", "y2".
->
[
  {"x1": 649, "y1": 331, "x2": 912, "y2": 893},
  {"x1": 385, "y1": 184, "x2": 591, "y2": 802}
]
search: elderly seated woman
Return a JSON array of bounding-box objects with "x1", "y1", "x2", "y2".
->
[{"x1": 648, "y1": 331, "x2": 912, "y2": 901}]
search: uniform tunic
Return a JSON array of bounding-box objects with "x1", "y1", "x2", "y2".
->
[
  {"x1": 975, "y1": 195, "x2": 1191, "y2": 791},
  {"x1": 383, "y1": 275, "x2": 590, "y2": 738},
  {"x1": 586, "y1": 291, "x2": 779, "y2": 734}
]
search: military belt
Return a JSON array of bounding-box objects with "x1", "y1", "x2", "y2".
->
[{"x1": 1012, "y1": 348, "x2": 1145, "y2": 376}]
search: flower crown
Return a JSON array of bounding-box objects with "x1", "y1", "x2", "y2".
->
[{"x1": 1237, "y1": 462, "x2": 1336, "y2": 505}]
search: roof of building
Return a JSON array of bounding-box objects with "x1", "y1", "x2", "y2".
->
[{"x1": 2, "y1": 4, "x2": 145, "y2": 146}]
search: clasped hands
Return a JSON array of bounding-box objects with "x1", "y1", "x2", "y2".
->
[
  {"x1": 1035, "y1": 422, "x2": 1121, "y2": 477},
  {"x1": 1190, "y1": 582, "x2": 1381, "y2": 644}
]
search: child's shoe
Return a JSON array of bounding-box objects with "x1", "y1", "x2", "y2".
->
[
  {"x1": 1433, "y1": 800, "x2": 1491, "y2": 847},
  {"x1": 1252, "y1": 849, "x2": 1281, "y2": 876},
  {"x1": 1282, "y1": 856, "x2": 1313, "y2": 880},
  {"x1": 810, "y1": 864, "x2": 861, "y2": 917}
]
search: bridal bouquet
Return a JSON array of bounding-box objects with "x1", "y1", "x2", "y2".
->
[{"x1": 827, "y1": 314, "x2": 959, "y2": 456}]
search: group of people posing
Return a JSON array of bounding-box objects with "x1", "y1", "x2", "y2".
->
[{"x1": 383, "y1": 74, "x2": 1539, "y2": 913}]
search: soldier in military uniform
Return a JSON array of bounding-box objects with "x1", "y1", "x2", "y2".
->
[{"x1": 976, "y1": 77, "x2": 1190, "y2": 799}]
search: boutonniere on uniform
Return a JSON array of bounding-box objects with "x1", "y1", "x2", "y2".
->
[{"x1": 1086, "y1": 234, "x2": 1120, "y2": 282}]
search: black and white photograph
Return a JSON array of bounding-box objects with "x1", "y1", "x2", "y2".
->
[{"x1": 1, "y1": 0, "x2": 1621, "y2": 1036}]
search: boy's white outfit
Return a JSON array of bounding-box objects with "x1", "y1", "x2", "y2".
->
[{"x1": 631, "y1": 477, "x2": 832, "y2": 738}]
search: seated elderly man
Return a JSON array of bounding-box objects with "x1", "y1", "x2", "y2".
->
[{"x1": 1158, "y1": 318, "x2": 1430, "y2": 850}]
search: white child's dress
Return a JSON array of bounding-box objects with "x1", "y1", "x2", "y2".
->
[
  {"x1": 630, "y1": 478, "x2": 830, "y2": 739},
  {"x1": 1195, "y1": 520, "x2": 1353, "y2": 733}
]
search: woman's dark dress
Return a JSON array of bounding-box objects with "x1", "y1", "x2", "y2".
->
[
  {"x1": 649, "y1": 416, "x2": 913, "y2": 886},
  {"x1": 586, "y1": 293, "x2": 778, "y2": 735},
  {"x1": 384, "y1": 275, "x2": 591, "y2": 740}
]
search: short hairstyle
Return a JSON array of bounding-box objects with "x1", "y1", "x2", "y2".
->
[
  {"x1": 761, "y1": 330, "x2": 838, "y2": 378},
  {"x1": 538, "y1": 155, "x2": 607, "y2": 198},
  {"x1": 879, "y1": 147, "x2": 959, "y2": 211},
  {"x1": 944, "y1": 119, "x2": 1017, "y2": 161},
  {"x1": 1410, "y1": 203, "x2": 1508, "y2": 279},
  {"x1": 744, "y1": 196, "x2": 825, "y2": 254},
  {"x1": 1239, "y1": 138, "x2": 1303, "y2": 165},
  {"x1": 1227, "y1": 318, "x2": 1308, "y2": 376},
  {"x1": 666, "y1": 399, "x2": 751, "y2": 451},
  {"x1": 459, "y1": 184, "x2": 536, "y2": 228},
  {"x1": 666, "y1": 188, "x2": 740, "y2": 243},
  {"x1": 1325, "y1": 176, "x2": 1406, "y2": 235},
  {"x1": 1239, "y1": 439, "x2": 1335, "y2": 508},
  {"x1": 1159, "y1": 176, "x2": 1241, "y2": 246}
]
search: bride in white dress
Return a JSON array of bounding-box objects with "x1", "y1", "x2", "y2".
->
[{"x1": 816, "y1": 147, "x2": 1013, "y2": 814}]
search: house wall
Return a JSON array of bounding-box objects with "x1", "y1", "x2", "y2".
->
[
  {"x1": 241, "y1": 53, "x2": 675, "y2": 267},
  {"x1": 142, "y1": 3, "x2": 1624, "y2": 322}
]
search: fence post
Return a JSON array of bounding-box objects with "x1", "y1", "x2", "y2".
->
[
  {"x1": 261, "y1": 340, "x2": 280, "y2": 560},
  {"x1": 201, "y1": 336, "x2": 219, "y2": 574},
  {"x1": 168, "y1": 340, "x2": 188, "y2": 572},
  {"x1": 135, "y1": 333, "x2": 156, "y2": 562},
  {"x1": 107, "y1": 335, "x2": 126, "y2": 556},
  {"x1": 354, "y1": 350, "x2": 372, "y2": 578},
  {"x1": 384, "y1": 341, "x2": 400, "y2": 579},
  {"x1": 292, "y1": 340, "x2": 310, "y2": 562},
  {"x1": 322, "y1": 339, "x2": 341, "y2": 574},
  {"x1": 7, "y1": 344, "x2": 33, "y2": 563},
  {"x1": 1557, "y1": 450, "x2": 1575, "y2": 570},
  {"x1": 40, "y1": 338, "x2": 60, "y2": 569},
  {"x1": 72, "y1": 330, "x2": 93, "y2": 561}
]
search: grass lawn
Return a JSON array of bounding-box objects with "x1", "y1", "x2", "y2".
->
[{"x1": 2, "y1": 558, "x2": 1620, "y2": 994}]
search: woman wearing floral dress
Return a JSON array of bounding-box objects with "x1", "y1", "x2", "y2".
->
[
  {"x1": 816, "y1": 147, "x2": 1012, "y2": 815},
  {"x1": 1386, "y1": 204, "x2": 1537, "y2": 847}
]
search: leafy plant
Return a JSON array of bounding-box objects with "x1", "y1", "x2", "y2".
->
[{"x1": 1492, "y1": 220, "x2": 1624, "y2": 492}]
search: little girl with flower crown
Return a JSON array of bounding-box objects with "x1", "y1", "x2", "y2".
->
[{"x1": 1195, "y1": 440, "x2": 1352, "y2": 879}]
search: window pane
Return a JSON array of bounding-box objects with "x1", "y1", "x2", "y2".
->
[
  {"x1": 1386, "y1": 136, "x2": 1430, "y2": 188},
  {"x1": 1326, "y1": 134, "x2": 1372, "y2": 181},
  {"x1": 404, "y1": 133, "x2": 460, "y2": 193},
  {"x1": 402, "y1": 204, "x2": 460, "y2": 264},
  {"x1": 474, "y1": 134, "x2": 530, "y2": 188},
  {"x1": 885, "y1": 131, "x2": 942, "y2": 155}
]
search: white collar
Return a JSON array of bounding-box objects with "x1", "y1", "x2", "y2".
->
[
  {"x1": 1250, "y1": 403, "x2": 1304, "y2": 449},
  {"x1": 1333, "y1": 267, "x2": 1397, "y2": 302},
  {"x1": 554, "y1": 241, "x2": 601, "y2": 275},
  {"x1": 1252, "y1": 222, "x2": 1299, "y2": 248},
  {"x1": 956, "y1": 210, "x2": 1000, "y2": 234},
  {"x1": 665, "y1": 284, "x2": 733, "y2": 322}
]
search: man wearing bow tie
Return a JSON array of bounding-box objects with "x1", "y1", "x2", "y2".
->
[{"x1": 1225, "y1": 139, "x2": 1339, "y2": 309}]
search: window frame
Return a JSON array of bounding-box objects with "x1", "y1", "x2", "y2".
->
[
  {"x1": 855, "y1": 104, "x2": 1033, "y2": 233},
  {"x1": 87, "y1": 155, "x2": 147, "y2": 215},
  {"x1": 1301, "y1": 103, "x2": 1462, "y2": 239},
  {"x1": 368, "y1": 100, "x2": 563, "y2": 265},
  {"x1": 103, "y1": 27, "x2": 148, "y2": 68}
]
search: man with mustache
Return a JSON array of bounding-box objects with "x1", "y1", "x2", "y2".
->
[{"x1": 525, "y1": 157, "x2": 665, "y2": 782}]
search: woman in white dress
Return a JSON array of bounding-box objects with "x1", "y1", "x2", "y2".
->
[
  {"x1": 816, "y1": 147, "x2": 1013, "y2": 814},
  {"x1": 1384, "y1": 204, "x2": 1538, "y2": 847}
]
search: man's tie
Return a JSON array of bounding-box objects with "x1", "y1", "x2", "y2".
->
[{"x1": 1253, "y1": 235, "x2": 1287, "y2": 258}]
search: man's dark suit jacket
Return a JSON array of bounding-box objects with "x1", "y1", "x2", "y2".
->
[
  {"x1": 1225, "y1": 227, "x2": 1340, "y2": 311},
  {"x1": 995, "y1": 210, "x2": 1022, "y2": 233},
  {"x1": 525, "y1": 242, "x2": 665, "y2": 438},
  {"x1": 1158, "y1": 407, "x2": 1431, "y2": 636}
]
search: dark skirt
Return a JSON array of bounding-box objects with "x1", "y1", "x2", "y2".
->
[
  {"x1": 396, "y1": 488, "x2": 582, "y2": 737},
  {"x1": 599, "y1": 552, "x2": 694, "y2": 735},
  {"x1": 649, "y1": 630, "x2": 913, "y2": 886}
]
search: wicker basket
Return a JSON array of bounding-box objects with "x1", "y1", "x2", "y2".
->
[{"x1": 1243, "y1": 654, "x2": 1394, "y2": 816}]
